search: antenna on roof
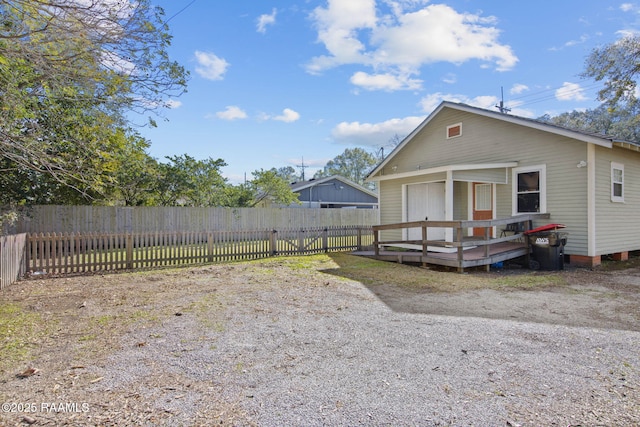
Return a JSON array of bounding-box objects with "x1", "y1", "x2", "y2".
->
[
  {"x1": 495, "y1": 86, "x2": 511, "y2": 114},
  {"x1": 296, "y1": 156, "x2": 308, "y2": 181}
]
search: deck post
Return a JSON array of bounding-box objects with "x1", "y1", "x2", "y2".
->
[
  {"x1": 374, "y1": 229, "x2": 380, "y2": 256},
  {"x1": 422, "y1": 224, "x2": 428, "y2": 256},
  {"x1": 456, "y1": 225, "x2": 464, "y2": 273},
  {"x1": 484, "y1": 226, "x2": 490, "y2": 260}
]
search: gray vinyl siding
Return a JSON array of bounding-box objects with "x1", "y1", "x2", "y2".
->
[
  {"x1": 453, "y1": 182, "x2": 468, "y2": 220},
  {"x1": 452, "y1": 168, "x2": 508, "y2": 183},
  {"x1": 378, "y1": 179, "x2": 404, "y2": 241},
  {"x1": 593, "y1": 145, "x2": 640, "y2": 255},
  {"x1": 295, "y1": 178, "x2": 377, "y2": 206}
]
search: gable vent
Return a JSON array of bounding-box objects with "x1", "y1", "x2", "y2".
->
[{"x1": 447, "y1": 123, "x2": 462, "y2": 139}]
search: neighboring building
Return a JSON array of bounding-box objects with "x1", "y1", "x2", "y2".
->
[
  {"x1": 290, "y1": 175, "x2": 378, "y2": 209},
  {"x1": 366, "y1": 101, "x2": 640, "y2": 267}
]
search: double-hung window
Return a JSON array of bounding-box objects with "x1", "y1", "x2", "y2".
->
[
  {"x1": 512, "y1": 165, "x2": 546, "y2": 214},
  {"x1": 611, "y1": 162, "x2": 624, "y2": 202}
]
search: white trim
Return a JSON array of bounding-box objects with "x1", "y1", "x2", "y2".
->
[
  {"x1": 474, "y1": 183, "x2": 492, "y2": 211},
  {"x1": 467, "y1": 182, "x2": 497, "y2": 237},
  {"x1": 587, "y1": 143, "x2": 596, "y2": 256},
  {"x1": 370, "y1": 162, "x2": 518, "y2": 182},
  {"x1": 512, "y1": 164, "x2": 547, "y2": 215},
  {"x1": 366, "y1": 101, "x2": 615, "y2": 181},
  {"x1": 445, "y1": 170, "x2": 454, "y2": 241},
  {"x1": 401, "y1": 183, "x2": 408, "y2": 241},
  {"x1": 291, "y1": 175, "x2": 378, "y2": 198},
  {"x1": 611, "y1": 161, "x2": 624, "y2": 203}
]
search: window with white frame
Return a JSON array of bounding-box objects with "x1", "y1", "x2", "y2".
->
[
  {"x1": 512, "y1": 165, "x2": 546, "y2": 214},
  {"x1": 611, "y1": 162, "x2": 624, "y2": 202}
]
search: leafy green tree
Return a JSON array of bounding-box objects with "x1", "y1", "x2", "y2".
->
[
  {"x1": 0, "y1": 0, "x2": 187, "y2": 200},
  {"x1": 273, "y1": 166, "x2": 300, "y2": 184},
  {"x1": 222, "y1": 185, "x2": 255, "y2": 208},
  {"x1": 538, "y1": 103, "x2": 640, "y2": 143},
  {"x1": 582, "y1": 35, "x2": 640, "y2": 108},
  {"x1": 153, "y1": 155, "x2": 228, "y2": 207},
  {"x1": 221, "y1": 169, "x2": 300, "y2": 207},
  {"x1": 245, "y1": 169, "x2": 300, "y2": 207},
  {"x1": 107, "y1": 133, "x2": 159, "y2": 206},
  {"x1": 314, "y1": 148, "x2": 378, "y2": 186}
]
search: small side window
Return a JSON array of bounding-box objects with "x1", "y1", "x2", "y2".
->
[
  {"x1": 446, "y1": 123, "x2": 462, "y2": 139},
  {"x1": 611, "y1": 162, "x2": 624, "y2": 202}
]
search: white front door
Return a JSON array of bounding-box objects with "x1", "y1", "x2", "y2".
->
[{"x1": 406, "y1": 183, "x2": 446, "y2": 241}]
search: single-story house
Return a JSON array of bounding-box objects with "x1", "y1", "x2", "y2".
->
[
  {"x1": 366, "y1": 101, "x2": 640, "y2": 267},
  {"x1": 290, "y1": 175, "x2": 378, "y2": 209}
]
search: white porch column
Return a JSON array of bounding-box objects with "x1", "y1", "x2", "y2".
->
[{"x1": 445, "y1": 170, "x2": 454, "y2": 242}]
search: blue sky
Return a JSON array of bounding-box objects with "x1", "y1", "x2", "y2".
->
[{"x1": 140, "y1": 1, "x2": 640, "y2": 184}]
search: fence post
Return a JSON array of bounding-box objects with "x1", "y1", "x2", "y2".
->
[
  {"x1": 126, "y1": 234, "x2": 133, "y2": 269},
  {"x1": 323, "y1": 228, "x2": 328, "y2": 252},
  {"x1": 298, "y1": 229, "x2": 305, "y2": 254},
  {"x1": 207, "y1": 232, "x2": 214, "y2": 263},
  {"x1": 357, "y1": 227, "x2": 362, "y2": 250},
  {"x1": 270, "y1": 230, "x2": 277, "y2": 256}
]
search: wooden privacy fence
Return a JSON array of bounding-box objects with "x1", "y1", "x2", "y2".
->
[
  {"x1": 15, "y1": 206, "x2": 379, "y2": 234},
  {"x1": 0, "y1": 233, "x2": 27, "y2": 290},
  {"x1": 25, "y1": 226, "x2": 373, "y2": 276}
]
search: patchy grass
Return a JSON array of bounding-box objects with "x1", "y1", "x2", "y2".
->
[
  {"x1": 598, "y1": 251, "x2": 640, "y2": 271},
  {"x1": 189, "y1": 292, "x2": 226, "y2": 331},
  {"x1": 0, "y1": 303, "x2": 52, "y2": 374},
  {"x1": 325, "y1": 252, "x2": 568, "y2": 292}
]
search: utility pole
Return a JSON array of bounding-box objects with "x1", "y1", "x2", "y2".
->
[
  {"x1": 495, "y1": 86, "x2": 511, "y2": 114},
  {"x1": 297, "y1": 156, "x2": 308, "y2": 181}
]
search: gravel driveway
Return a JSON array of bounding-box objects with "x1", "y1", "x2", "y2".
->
[{"x1": 1, "y1": 253, "x2": 639, "y2": 426}]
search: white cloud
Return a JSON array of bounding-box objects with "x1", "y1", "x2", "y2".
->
[
  {"x1": 165, "y1": 99, "x2": 182, "y2": 109},
  {"x1": 350, "y1": 71, "x2": 422, "y2": 91},
  {"x1": 416, "y1": 92, "x2": 536, "y2": 117},
  {"x1": 620, "y1": 3, "x2": 635, "y2": 12},
  {"x1": 555, "y1": 82, "x2": 588, "y2": 102},
  {"x1": 510, "y1": 84, "x2": 529, "y2": 95},
  {"x1": 442, "y1": 73, "x2": 457, "y2": 84},
  {"x1": 273, "y1": 108, "x2": 300, "y2": 122},
  {"x1": 331, "y1": 116, "x2": 425, "y2": 146},
  {"x1": 215, "y1": 106, "x2": 247, "y2": 121},
  {"x1": 194, "y1": 51, "x2": 229, "y2": 80},
  {"x1": 257, "y1": 8, "x2": 277, "y2": 33},
  {"x1": 550, "y1": 34, "x2": 590, "y2": 51},
  {"x1": 307, "y1": 1, "x2": 517, "y2": 90}
]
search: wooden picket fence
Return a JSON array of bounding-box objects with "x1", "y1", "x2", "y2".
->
[
  {"x1": 0, "y1": 233, "x2": 27, "y2": 290},
  {"x1": 23, "y1": 226, "x2": 374, "y2": 276}
]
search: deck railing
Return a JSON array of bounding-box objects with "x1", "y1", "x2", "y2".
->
[{"x1": 373, "y1": 214, "x2": 550, "y2": 272}]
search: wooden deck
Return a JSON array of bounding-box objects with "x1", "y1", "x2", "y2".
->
[
  {"x1": 353, "y1": 241, "x2": 529, "y2": 271},
  {"x1": 358, "y1": 214, "x2": 550, "y2": 272}
]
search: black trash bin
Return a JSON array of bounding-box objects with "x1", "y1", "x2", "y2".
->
[{"x1": 528, "y1": 231, "x2": 568, "y2": 270}]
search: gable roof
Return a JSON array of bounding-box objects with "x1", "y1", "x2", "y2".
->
[
  {"x1": 290, "y1": 175, "x2": 378, "y2": 198},
  {"x1": 368, "y1": 101, "x2": 640, "y2": 180}
]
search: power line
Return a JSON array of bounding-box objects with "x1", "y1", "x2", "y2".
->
[
  {"x1": 164, "y1": 0, "x2": 197, "y2": 24},
  {"x1": 485, "y1": 81, "x2": 606, "y2": 111}
]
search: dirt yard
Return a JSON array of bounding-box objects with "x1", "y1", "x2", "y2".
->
[{"x1": 1, "y1": 253, "x2": 639, "y2": 426}]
